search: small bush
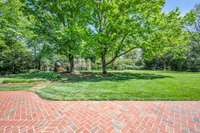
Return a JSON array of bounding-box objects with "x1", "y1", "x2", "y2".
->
[
  {"x1": 6, "y1": 71, "x2": 62, "y2": 81},
  {"x1": 26, "y1": 71, "x2": 62, "y2": 80}
]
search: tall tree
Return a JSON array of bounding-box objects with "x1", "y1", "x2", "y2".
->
[
  {"x1": 144, "y1": 9, "x2": 194, "y2": 70},
  {"x1": 22, "y1": 0, "x2": 90, "y2": 73},
  {"x1": 0, "y1": 0, "x2": 32, "y2": 74},
  {"x1": 88, "y1": 0, "x2": 166, "y2": 74}
]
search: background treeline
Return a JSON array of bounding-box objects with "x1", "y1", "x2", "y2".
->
[
  {"x1": 0, "y1": 0, "x2": 199, "y2": 75},
  {"x1": 145, "y1": 4, "x2": 200, "y2": 71}
]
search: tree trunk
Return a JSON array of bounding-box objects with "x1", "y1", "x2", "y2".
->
[
  {"x1": 12, "y1": 63, "x2": 16, "y2": 74},
  {"x1": 101, "y1": 54, "x2": 107, "y2": 74},
  {"x1": 69, "y1": 54, "x2": 74, "y2": 73},
  {"x1": 38, "y1": 59, "x2": 41, "y2": 70},
  {"x1": 163, "y1": 59, "x2": 167, "y2": 71}
]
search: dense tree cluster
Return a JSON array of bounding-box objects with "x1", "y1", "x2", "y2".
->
[
  {"x1": 145, "y1": 4, "x2": 200, "y2": 72},
  {"x1": 0, "y1": 0, "x2": 198, "y2": 74},
  {"x1": 187, "y1": 4, "x2": 200, "y2": 71}
]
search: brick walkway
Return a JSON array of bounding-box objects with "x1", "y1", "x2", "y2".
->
[{"x1": 0, "y1": 91, "x2": 200, "y2": 133}]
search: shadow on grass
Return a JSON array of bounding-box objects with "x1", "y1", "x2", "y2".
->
[
  {"x1": 4, "y1": 71, "x2": 172, "y2": 82},
  {"x1": 5, "y1": 71, "x2": 62, "y2": 80},
  {"x1": 62, "y1": 72, "x2": 172, "y2": 82}
]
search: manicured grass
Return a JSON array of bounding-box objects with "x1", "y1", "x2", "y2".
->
[
  {"x1": 0, "y1": 71, "x2": 60, "y2": 91},
  {"x1": 0, "y1": 71, "x2": 61, "y2": 84},
  {"x1": 1, "y1": 78, "x2": 44, "y2": 83},
  {"x1": 0, "y1": 85, "x2": 32, "y2": 91},
  {"x1": 36, "y1": 70, "x2": 200, "y2": 101}
]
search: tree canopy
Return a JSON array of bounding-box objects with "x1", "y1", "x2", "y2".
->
[{"x1": 0, "y1": 0, "x2": 198, "y2": 74}]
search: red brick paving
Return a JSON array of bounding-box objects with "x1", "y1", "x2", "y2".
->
[{"x1": 0, "y1": 91, "x2": 200, "y2": 133}]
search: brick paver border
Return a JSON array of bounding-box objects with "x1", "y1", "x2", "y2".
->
[{"x1": 0, "y1": 91, "x2": 200, "y2": 133}]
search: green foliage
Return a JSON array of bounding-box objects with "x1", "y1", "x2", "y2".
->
[
  {"x1": 144, "y1": 4, "x2": 199, "y2": 72},
  {"x1": 113, "y1": 58, "x2": 144, "y2": 70},
  {"x1": 144, "y1": 7, "x2": 196, "y2": 71},
  {"x1": 145, "y1": 55, "x2": 188, "y2": 71},
  {"x1": 85, "y1": 0, "x2": 190, "y2": 73},
  {"x1": 144, "y1": 9, "x2": 191, "y2": 60},
  {"x1": 7, "y1": 71, "x2": 62, "y2": 80},
  {"x1": 0, "y1": 0, "x2": 33, "y2": 74},
  {"x1": 22, "y1": 0, "x2": 91, "y2": 72},
  {"x1": 0, "y1": 0, "x2": 199, "y2": 74},
  {"x1": 186, "y1": 4, "x2": 200, "y2": 71}
]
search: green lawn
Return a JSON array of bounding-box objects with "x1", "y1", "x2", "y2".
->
[
  {"x1": 35, "y1": 70, "x2": 200, "y2": 101},
  {"x1": 0, "y1": 85, "x2": 32, "y2": 91},
  {"x1": 0, "y1": 71, "x2": 60, "y2": 91},
  {"x1": 0, "y1": 70, "x2": 200, "y2": 100}
]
